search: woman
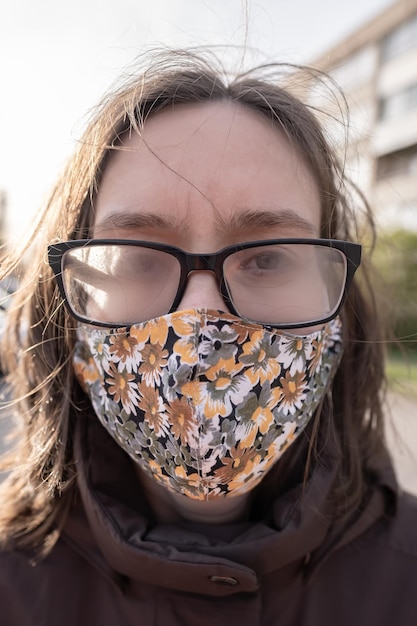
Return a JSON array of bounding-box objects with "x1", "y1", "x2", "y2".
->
[{"x1": 0, "y1": 49, "x2": 416, "y2": 625}]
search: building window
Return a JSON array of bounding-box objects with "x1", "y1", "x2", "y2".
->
[
  {"x1": 379, "y1": 82, "x2": 417, "y2": 120},
  {"x1": 376, "y1": 144, "x2": 417, "y2": 180},
  {"x1": 381, "y1": 13, "x2": 417, "y2": 61}
]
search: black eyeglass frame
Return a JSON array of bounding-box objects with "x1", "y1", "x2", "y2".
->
[{"x1": 48, "y1": 238, "x2": 362, "y2": 329}]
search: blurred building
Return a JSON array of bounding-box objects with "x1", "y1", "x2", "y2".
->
[{"x1": 312, "y1": 0, "x2": 417, "y2": 231}]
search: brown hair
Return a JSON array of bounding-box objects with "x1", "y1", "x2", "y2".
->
[{"x1": 0, "y1": 49, "x2": 387, "y2": 555}]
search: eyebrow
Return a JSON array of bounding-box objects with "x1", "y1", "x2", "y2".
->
[
  {"x1": 93, "y1": 208, "x2": 317, "y2": 237},
  {"x1": 223, "y1": 209, "x2": 317, "y2": 236},
  {"x1": 94, "y1": 212, "x2": 180, "y2": 235}
]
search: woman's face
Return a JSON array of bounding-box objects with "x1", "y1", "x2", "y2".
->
[{"x1": 92, "y1": 101, "x2": 322, "y2": 320}]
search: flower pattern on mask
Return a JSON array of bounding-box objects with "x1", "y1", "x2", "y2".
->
[{"x1": 73, "y1": 309, "x2": 343, "y2": 500}]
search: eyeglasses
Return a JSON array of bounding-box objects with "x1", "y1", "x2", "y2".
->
[{"x1": 47, "y1": 238, "x2": 361, "y2": 329}]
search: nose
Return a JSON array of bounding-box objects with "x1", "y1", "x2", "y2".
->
[{"x1": 177, "y1": 270, "x2": 228, "y2": 312}]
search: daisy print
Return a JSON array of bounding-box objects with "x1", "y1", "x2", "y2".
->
[
  {"x1": 105, "y1": 361, "x2": 140, "y2": 415},
  {"x1": 165, "y1": 396, "x2": 198, "y2": 448},
  {"x1": 137, "y1": 381, "x2": 167, "y2": 435},
  {"x1": 239, "y1": 330, "x2": 281, "y2": 385},
  {"x1": 73, "y1": 349, "x2": 103, "y2": 389},
  {"x1": 278, "y1": 333, "x2": 311, "y2": 374},
  {"x1": 135, "y1": 420, "x2": 160, "y2": 451},
  {"x1": 126, "y1": 313, "x2": 169, "y2": 348},
  {"x1": 74, "y1": 310, "x2": 344, "y2": 500},
  {"x1": 160, "y1": 354, "x2": 194, "y2": 402},
  {"x1": 170, "y1": 465, "x2": 202, "y2": 497},
  {"x1": 200, "y1": 357, "x2": 252, "y2": 419},
  {"x1": 234, "y1": 382, "x2": 283, "y2": 448},
  {"x1": 279, "y1": 370, "x2": 308, "y2": 415},
  {"x1": 199, "y1": 321, "x2": 239, "y2": 367},
  {"x1": 308, "y1": 335, "x2": 325, "y2": 375},
  {"x1": 228, "y1": 319, "x2": 251, "y2": 345},
  {"x1": 89, "y1": 377, "x2": 113, "y2": 419},
  {"x1": 322, "y1": 318, "x2": 343, "y2": 356},
  {"x1": 212, "y1": 446, "x2": 260, "y2": 487},
  {"x1": 266, "y1": 421, "x2": 299, "y2": 459},
  {"x1": 110, "y1": 411, "x2": 144, "y2": 454},
  {"x1": 138, "y1": 342, "x2": 168, "y2": 386},
  {"x1": 108, "y1": 331, "x2": 142, "y2": 374},
  {"x1": 226, "y1": 452, "x2": 265, "y2": 495},
  {"x1": 171, "y1": 313, "x2": 201, "y2": 365},
  {"x1": 204, "y1": 417, "x2": 236, "y2": 457},
  {"x1": 146, "y1": 315, "x2": 169, "y2": 347},
  {"x1": 86, "y1": 330, "x2": 112, "y2": 372}
]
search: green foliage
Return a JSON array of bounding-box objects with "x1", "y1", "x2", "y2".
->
[
  {"x1": 373, "y1": 230, "x2": 417, "y2": 353},
  {"x1": 386, "y1": 353, "x2": 417, "y2": 395}
]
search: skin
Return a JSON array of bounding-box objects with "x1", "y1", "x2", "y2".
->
[{"x1": 93, "y1": 101, "x2": 322, "y2": 524}]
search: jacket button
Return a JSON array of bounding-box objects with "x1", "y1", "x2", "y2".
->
[{"x1": 209, "y1": 575, "x2": 239, "y2": 586}]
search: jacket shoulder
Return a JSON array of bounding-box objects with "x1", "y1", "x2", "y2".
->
[
  {"x1": 0, "y1": 548, "x2": 47, "y2": 625},
  {"x1": 303, "y1": 491, "x2": 417, "y2": 626},
  {"x1": 0, "y1": 538, "x2": 103, "y2": 626},
  {"x1": 372, "y1": 490, "x2": 417, "y2": 557}
]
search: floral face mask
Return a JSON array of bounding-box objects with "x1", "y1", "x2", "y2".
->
[{"x1": 73, "y1": 309, "x2": 343, "y2": 500}]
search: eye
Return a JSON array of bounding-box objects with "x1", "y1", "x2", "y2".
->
[
  {"x1": 115, "y1": 248, "x2": 170, "y2": 280},
  {"x1": 238, "y1": 249, "x2": 292, "y2": 274},
  {"x1": 242, "y1": 251, "x2": 284, "y2": 271},
  {"x1": 129, "y1": 252, "x2": 157, "y2": 273}
]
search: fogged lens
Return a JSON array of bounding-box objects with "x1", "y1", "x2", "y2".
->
[
  {"x1": 61, "y1": 244, "x2": 181, "y2": 325},
  {"x1": 224, "y1": 244, "x2": 347, "y2": 325}
]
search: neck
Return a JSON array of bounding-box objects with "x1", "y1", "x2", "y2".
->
[{"x1": 136, "y1": 466, "x2": 252, "y2": 524}]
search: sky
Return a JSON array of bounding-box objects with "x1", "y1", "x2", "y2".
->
[{"x1": 0, "y1": 0, "x2": 395, "y2": 242}]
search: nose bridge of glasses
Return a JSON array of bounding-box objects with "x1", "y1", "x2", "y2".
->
[
  {"x1": 176, "y1": 252, "x2": 226, "y2": 311},
  {"x1": 184, "y1": 252, "x2": 220, "y2": 277}
]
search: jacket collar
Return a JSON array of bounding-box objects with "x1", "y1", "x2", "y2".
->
[{"x1": 65, "y1": 412, "x2": 396, "y2": 597}]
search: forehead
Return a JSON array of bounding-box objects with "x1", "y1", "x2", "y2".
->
[{"x1": 94, "y1": 101, "x2": 321, "y2": 246}]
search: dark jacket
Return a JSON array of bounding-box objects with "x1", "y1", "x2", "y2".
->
[{"x1": 1, "y1": 413, "x2": 417, "y2": 626}]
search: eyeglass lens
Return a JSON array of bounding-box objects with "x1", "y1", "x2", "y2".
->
[{"x1": 61, "y1": 243, "x2": 347, "y2": 326}]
